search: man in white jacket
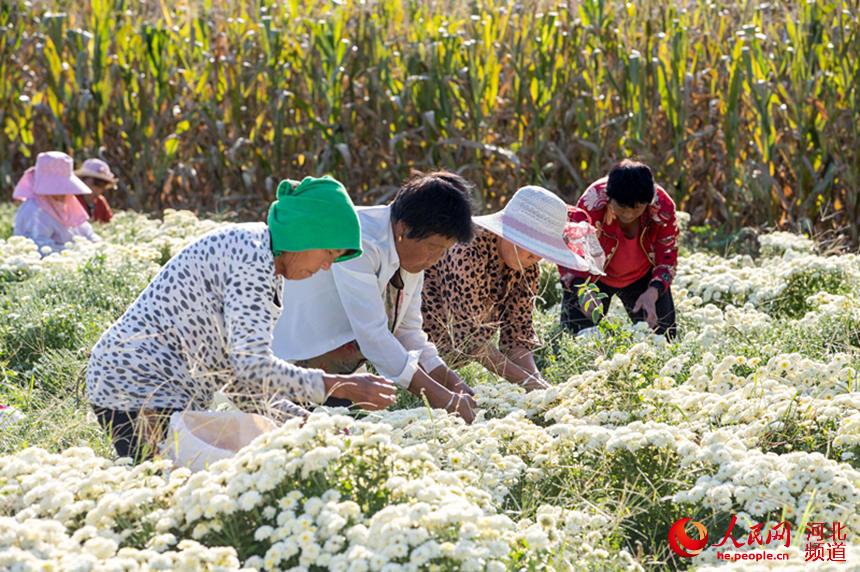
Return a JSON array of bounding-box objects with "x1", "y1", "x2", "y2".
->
[{"x1": 273, "y1": 172, "x2": 478, "y2": 422}]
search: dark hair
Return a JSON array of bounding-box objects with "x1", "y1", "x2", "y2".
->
[
  {"x1": 390, "y1": 171, "x2": 474, "y2": 243},
  {"x1": 606, "y1": 160, "x2": 655, "y2": 207}
]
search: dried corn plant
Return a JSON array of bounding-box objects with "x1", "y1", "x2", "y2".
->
[{"x1": 1, "y1": 0, "x2": 858, "y2": 238}]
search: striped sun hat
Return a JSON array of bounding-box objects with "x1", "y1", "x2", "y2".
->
[{"x1": 472, "y1": 185, "x2": 605, "y2": 274}]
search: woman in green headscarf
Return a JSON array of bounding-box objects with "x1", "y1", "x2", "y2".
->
[{"x1": 87, "y1": 176, "x2": 396, "y2": 462}]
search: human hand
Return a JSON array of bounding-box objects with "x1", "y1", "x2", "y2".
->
[
  {"x1": 561, "y1": 273, "x2": 577, "y2": 290},
  {"x1": 518, "y1": 374, "x2": 550, "y2": 392},
  {"x1": 324, "y1": 374, "x2": 397, "y2": 410},
  {"x1": 429, "y1": 365, "x2": 476, "y2": 396},
  {"x1": 450, "y1": 378, "x2": 476, "y2": 396},
  {"x1": 445, "y1": 391, "x2": 476, "y2": 424},
  {"x1": 444, "y1": 369, "x2": 475, "y2": 396},
  {"x1": 632, "y1": 287, "x2": 660, "y2": 329}
]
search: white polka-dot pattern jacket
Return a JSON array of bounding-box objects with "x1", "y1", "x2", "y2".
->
[{"x1": 86, "y1": 223, "x2": 327, "y2": 415}]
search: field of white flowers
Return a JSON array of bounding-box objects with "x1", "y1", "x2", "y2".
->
[{"x1": 0, "y1": 208, "x2": 859, "y2": 571}]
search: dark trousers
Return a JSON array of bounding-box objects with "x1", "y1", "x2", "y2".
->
[
  {"x1": 561, "y1": 272, "x2": 677, "y2": 338},
  {"x1": 93, "y1": 406, "x2": 178, "y2": 463}
]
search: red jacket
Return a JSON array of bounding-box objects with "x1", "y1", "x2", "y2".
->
[
  {"x1": 76, "y1": 195, "x2": 113, "y2": 224},
  {"x1": 558, "y1": 177, "x2": 679, "y2": 291}
]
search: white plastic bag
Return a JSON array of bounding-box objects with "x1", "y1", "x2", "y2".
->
[
  {"x1": 575, "y1": 325, "x2": 604, "y2": 340},
  {"x1": 161, "y1": 410, "x2": 277, "y2": 472},
  {"x1": 0, "y1": 404, "x2": 24, "y2": 430}
]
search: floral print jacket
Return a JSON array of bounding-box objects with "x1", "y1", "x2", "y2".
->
[{"x1": 558, "y1": 176, "x2": 679, "y2": 292}]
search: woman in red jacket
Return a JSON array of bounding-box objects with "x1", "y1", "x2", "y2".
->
[{"x1": 559, "y1": 160, "x2": 679, "y2": 337}]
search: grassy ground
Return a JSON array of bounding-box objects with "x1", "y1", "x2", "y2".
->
[{"x1": 0, "y1": 254, "x2": 154, "y2": 455}]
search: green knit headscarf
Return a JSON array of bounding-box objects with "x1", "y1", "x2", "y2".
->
[{"x1": 267, "y1": 176, "x2": 362, "y2": 262}]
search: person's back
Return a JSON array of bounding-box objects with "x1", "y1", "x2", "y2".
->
[
  {"x1": 87, "y1": 223, "x2": 276, "y2": 412},
  {"x1": 14, "y1": 198, "x2": 91, "y2": 252},
  {"x1": 12, "y1": 152, "x2": 100, "y2": 254}
]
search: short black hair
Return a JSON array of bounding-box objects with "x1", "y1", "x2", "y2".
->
[
  {"x1": 606, "y1": 160, "x2": 655, "y2": 207},
  {"x1": 390, "y1": 171, "x2": 474, "y2": 243}
]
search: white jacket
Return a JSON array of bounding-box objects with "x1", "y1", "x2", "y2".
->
[
  {"x1": 272, "y1": 205, "x2": 445, "y2": 388},
  {"x1": 13, "y1": 199, "x2": 100, "y2": 253}
]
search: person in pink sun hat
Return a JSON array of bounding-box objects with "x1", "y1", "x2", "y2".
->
[
  {"x1": 421, "y1": 185, "x2": 605, "y2": 393},
  {"x1": 12, "y1": 151, "x2": 101, "y2": 254}
]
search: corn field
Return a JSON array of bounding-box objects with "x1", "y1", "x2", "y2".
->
[{"x1": 1, "y1": 0, "x2": 858, "y2": 238}]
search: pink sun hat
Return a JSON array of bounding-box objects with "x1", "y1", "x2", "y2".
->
[
  {"x1": 472, "y1": 185, "x2": 605, "y2": 274},
  {"x1": 29, "y1": 151, "x2": 92, "y2": 197}
]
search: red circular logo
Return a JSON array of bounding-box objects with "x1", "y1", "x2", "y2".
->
[{"x1": 668, "y1": 517, "x2": 709, "y2": 558}]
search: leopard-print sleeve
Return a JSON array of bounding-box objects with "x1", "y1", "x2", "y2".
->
[
  {"x1": 498, "y1": 263, "x2": 541, "y2": 353},
  {"x1": 422, "y1": 229, "x2": 496, "y2": 367}
]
